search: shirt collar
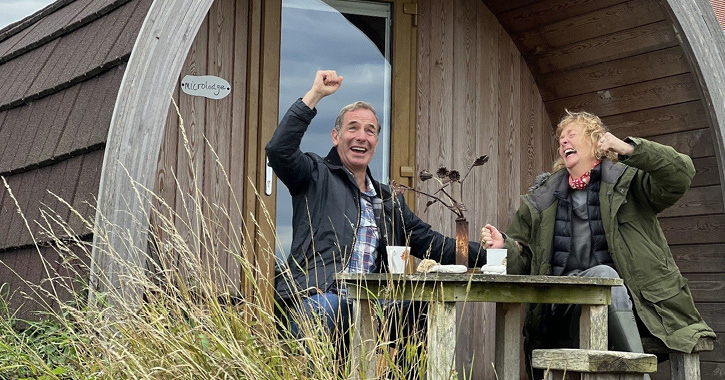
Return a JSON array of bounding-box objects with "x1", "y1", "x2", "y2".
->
[{"x1": 362, "y1": 175, "x2": 377, "y2": 197}]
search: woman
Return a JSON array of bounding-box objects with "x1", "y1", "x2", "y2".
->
[{"x1": 482, "y1": 110, "x2": 715, "y2": 371}]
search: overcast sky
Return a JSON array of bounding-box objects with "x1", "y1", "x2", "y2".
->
[{"x1": 0, "y1": 0, "x2": 55, "y2": 30}]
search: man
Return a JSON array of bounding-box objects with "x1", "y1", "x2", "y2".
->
[{"x1": 267, "y1": 70, "x2": 484, "y2": 355}]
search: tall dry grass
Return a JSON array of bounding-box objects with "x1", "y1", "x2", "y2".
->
[
  {"x1": 0, "y1": 106, "x2": 444, "y2": 380},
  {"x1": 0, "y1": 173, "x2": 440, "y2": 379}
]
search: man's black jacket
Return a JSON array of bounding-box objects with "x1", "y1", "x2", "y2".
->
[{"x1": 266, "y1": 99, "x2": 484, "y2": 304}]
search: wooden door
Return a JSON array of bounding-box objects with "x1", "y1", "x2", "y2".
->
[{"x1": 154, "y1": 0, "x2": 281, "y2": 309}]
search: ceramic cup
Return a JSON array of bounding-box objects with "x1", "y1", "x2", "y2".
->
[
  {"x1": 386, "y1": 246, "x2": 410, "y2": 274},
  {"x1": 486, "y1": 248, "x2": 507, "y2": 267}
]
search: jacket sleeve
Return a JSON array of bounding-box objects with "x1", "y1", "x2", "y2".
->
[
  {"x1": 504, "y1": 198, "x2": 535, "y2": 275},
  {"x1": 397, "y1": 193, "x2": 485, "y2": 267},
  {"x1": 265, "y1": 99, "x2": 318, "y2": 195},
  {"x1": 620, "y1": 137, "x2": 695, "y2": 214}
]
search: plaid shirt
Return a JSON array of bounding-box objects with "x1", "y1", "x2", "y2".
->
[{"x1": 344, "y1": 176, "x2": 380, "y2": 274}]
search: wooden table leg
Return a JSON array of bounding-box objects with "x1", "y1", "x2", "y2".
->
[
  {"x1": 350, "y1": 299, "x2": 376, "y2": 380},
  {"x1": 495, "y1": 303, "x2": 523, "y2": 380},
  {"x1": 671, "y1": 352, "x2": 702, "y2": 380},
  {"x1": 580, "y1": 304, "x2": 608, "y2": 350},
  {"x1": 427, "y1": 301, "x2": 456, "y2": 380}
]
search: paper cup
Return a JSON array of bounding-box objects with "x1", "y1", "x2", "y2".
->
[
  {"x1": 486, "y1": 248, "x2": 507, "y2": 267},
  {"x1": 386, "y1": 246, "x2": 409, "y2": 274}
]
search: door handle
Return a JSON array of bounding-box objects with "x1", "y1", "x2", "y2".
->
[{"x1": 265, "y1": 156, "x2": 273, "y2": 196}]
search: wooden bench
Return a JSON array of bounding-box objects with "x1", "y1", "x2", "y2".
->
[
  {"x1": 532, "y1": 349, "x2": 657, "y2": 380},
  {"x1": 642, "y1": 336, "x2": 714, "y2": 380}
]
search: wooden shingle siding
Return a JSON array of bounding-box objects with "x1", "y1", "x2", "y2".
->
[
  {"x1": 0, "y1": 0, "x2": 149, "y2": 110},
  {"x1": 0, "y1": 0, "x2": 151, "y2": 323},
  {"x1": 0, "y1": 0, "x2": 136, "y2": 63},
  {"x1": 0, "y1": 67, "x2": 124, "y2": 175},
  {"x1": 0, "y1": 0, "x2": 151, "y2": 247},
  {"x1": 0, "y1": 244, "x2": 89, "y2": 321},
  {"x1": 0, "y1": 150, "x2": 103, "y2": 250}
]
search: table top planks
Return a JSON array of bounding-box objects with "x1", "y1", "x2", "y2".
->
[{"x1": 336, "y1": 272, "x2": 622, "y2": 305}]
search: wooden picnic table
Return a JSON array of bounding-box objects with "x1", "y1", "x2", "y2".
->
[{"x1": 336, "y1": 271, "x2": 623, "y2": 380}]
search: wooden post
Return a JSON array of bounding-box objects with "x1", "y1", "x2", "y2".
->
[
  {"x1": 455, "y1": 218, "x2": 468, "y2": 266},
  {"x1": 495, "y1": 303, "x2": 524, "y2": 379},
  {"x1": 428, "y1": 300, "x2": 457, "y2": 380},
  {"x1": 350, "y1": 298, "x2": 377, "y2": 380},
  {"x1": 580, "y1": 305, "x2": 608, "y2": 350}
]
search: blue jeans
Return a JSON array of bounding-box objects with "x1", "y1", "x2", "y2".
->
[
  {"x1": 285, "y1": 292, "x2": 427, "y2": 359},
  {"x1": 287, "y1": 292, "x2": 352, "y2": 343}
]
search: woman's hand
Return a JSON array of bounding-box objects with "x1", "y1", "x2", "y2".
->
[
  {"x1": 598, "y1": 132, "x2": 634, "y2": 157},
  {"x1": 481, "y1": 224, "x2": 505, "y2": 249}
]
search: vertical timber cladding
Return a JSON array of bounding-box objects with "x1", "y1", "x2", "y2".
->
[
  {"x1": 154, "y1": 0, "x2": 280, "y2": 304},
  {"x1": 416, "y1": 0, "x2": 554, "y2": 378}
]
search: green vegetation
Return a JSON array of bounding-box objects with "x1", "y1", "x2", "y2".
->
[
  {"x1": 0, "y1": 188, "x2": 434, "y2": 379},
  {"x1": 0, "y1": 119, "x2": 432, "y2": 379}
]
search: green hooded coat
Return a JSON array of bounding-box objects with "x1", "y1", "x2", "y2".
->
[{"x1": 504, "y1": 137, "x2": 715, "y2": 354}]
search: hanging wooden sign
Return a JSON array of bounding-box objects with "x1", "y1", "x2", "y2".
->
[{"x1": 180, "y1": 75, "x2": 231, "y2": 99}]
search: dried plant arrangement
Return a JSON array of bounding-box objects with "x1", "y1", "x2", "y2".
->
[
  {"x1": 391, "y1": 155, "x2": 489, "y2": 221},
  {"x1": 391, "y1": 155, "x2": 489, "y2": 266}
]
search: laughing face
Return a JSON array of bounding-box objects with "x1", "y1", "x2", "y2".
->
[
  {"x1": 332, "y1": 107, "x2": 379, "y2": 176},
  {"x1": 558, "y1": 121, "x2": 597, "y2": 177}
]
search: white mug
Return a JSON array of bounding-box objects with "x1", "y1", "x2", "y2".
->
[
  {"x1": 386, "y1": 246, "x2": 409, "y2": 274},
  {"x1": 486, "y1": 248, "x2": 507, "y2": 267}
]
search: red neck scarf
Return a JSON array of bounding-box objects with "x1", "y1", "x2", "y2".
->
[{"x1": 569, "y1": 160, "x2": 601, "y2": 190}]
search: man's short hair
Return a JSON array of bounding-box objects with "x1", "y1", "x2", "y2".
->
[{"x1": 334, "y1": 101, "x2": 381, "y2": 133}]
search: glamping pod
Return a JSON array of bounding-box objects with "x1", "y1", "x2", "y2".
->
[{"x1": 0, "y1": 0, "x2": 722, "y2": 378}]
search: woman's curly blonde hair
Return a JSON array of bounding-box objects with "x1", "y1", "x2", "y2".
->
[{"x1": 552, "y1": 110, "x2": 618, "y2": 172}]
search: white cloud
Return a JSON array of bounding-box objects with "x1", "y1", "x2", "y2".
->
[{"x1": 0, "y1": 0, "x2": 56, "y2": 30}]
